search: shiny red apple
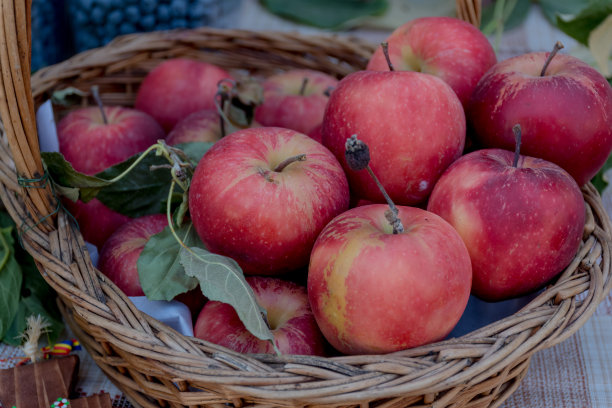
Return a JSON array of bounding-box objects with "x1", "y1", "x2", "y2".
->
[
  {"x1": 188, "y1": 127, "x2": 350, "y2": 275},
  {"x1": 427, "y1": 147, "x2": 585, "y2": 301},
  {"x1": 322, "y1": 70, "x2": 465, "y2": 205},
  {"x1": 467, "y1": 50, "x2": 612, "y2": 186}
]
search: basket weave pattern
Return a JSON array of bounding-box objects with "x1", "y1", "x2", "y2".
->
[{"x1": 1, "y1": 2, "x2": 611, "y2": 407}]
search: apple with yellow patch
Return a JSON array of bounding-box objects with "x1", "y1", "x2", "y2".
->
[
  {"x1": 307, "y1": 204, "x2": 472, "y2": 355},
  {"x1": 427, "y1": 148, "x2": 585, "y2": 301}
]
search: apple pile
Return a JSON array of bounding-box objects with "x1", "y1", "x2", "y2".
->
[{"x1": 55, "y1": 16, "x2": 612, "y2": 357}]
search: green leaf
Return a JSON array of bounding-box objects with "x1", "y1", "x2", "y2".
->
[
  {"x1": 94, "y1": 150, "x2": 173, "y2": 218},
  {"x1": 0, "y1": 226, "x2": 22, "y2": 341},
  {"x1": 555, "y1": 0, "x2": 612, "y2": 45},
  {"x1": 2, "y1": 296, "x2": 64, "y2": 346},
  {"x1": 538, "y1": 0, "x2": 592, "y2": 24},
  {"x1": 179, "y1": 247, "x2": 276, "y2": 344},
  {"x1": 138, "y1": 223, "x2": 202, "y2": 301},
  {"x1": 95, "y1": 142, "x2": 211, "y2": 218},
  {"x1": 260, "y1": 0, "x2": 388, "y2": 29},
  {"x1": 358, "y1": 0, "x2": 456, "y2": 30},
  {"x1": 481, "y1": 0, "x2": 531, "y2": 35},
  {"x1": 41, "y1": 152, "x2": 111, "y2": 202},
  {"x1": 591, "y1": 153, "x2": 612, "y2": 193},
  {"x1": 176, "y1": 142, "x2": 214, "y2": 166}
]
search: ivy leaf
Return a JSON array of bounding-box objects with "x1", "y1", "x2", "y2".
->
[
  {"x1": 179, "y1": 247, "x2": 276, "y2": 345},
  {"x1": 481, "y1": 0, "x2": 530, "y2": 35},
  {"x1": 41, "y1": 152, "x2": 111, "y2": 202},
  {"x1": 556, "y1": 0, "x2": 612, "y2": 45},
  {"x1": 0, "y1": 226, "x2": 22, "y2": 341},
  {"x1": 95, "y1": 142, "x2": 212, "y2": 218},
  {"x1": 138, "y1": 223, "x2": 203, "y2": 301},
  {"x1": 94, "y1": 149, "x2": 174, "y2": 218},
  {"x1": 538, "y1": 0, "x2": 590, "y2": 24},
  {"x1": 260, "y1": 0, "x2": 388, "y2": 29}
]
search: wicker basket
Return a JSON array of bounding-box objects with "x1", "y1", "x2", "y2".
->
[{"x1": 1, "y1": 0, "x2": 611, "y2": 407}]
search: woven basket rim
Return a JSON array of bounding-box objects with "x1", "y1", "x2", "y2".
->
[{"x1": 1, "y1": 7, "x2": 611, "y2": 408}]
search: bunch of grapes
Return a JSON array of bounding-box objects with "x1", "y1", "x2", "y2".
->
[
  {"x1": 32, "y1": 0, "x2": 72, "y2": 71},
  {"x1": 66, "y1": 0, "x2": 240, "y2": 52}
]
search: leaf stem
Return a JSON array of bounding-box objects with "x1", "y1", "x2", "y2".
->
[
  {"x1": 0, "y1": 229, "x2": 11, "y2": 271},
  {"x1": 166, "y1": 180, "x2": 192, "y2": 253},
  {"x1": 104, "y1": 143, "x2": 161, "y2": 184}
]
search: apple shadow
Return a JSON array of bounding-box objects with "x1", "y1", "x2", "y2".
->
[{"x1": 448, "y1": 290, "x2": 542, "y2": 339}]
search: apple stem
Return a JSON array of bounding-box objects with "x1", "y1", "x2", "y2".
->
[
  {"x1": 324, "y1": 86, "x2": 335, "y2": 97},
  {"x1": 381, "y1": 42, "x2": 395, "y2": 72},
  {"x1": 299, "y1": 77, "x2": 309, "y2": 96},
  {"x1": 512, "y1": 124, "x2": 522, "y2": 168},
  {"x1": 91, "y1": 85, "x2": 108, "y2": 125},
  {"x1": 345, "y1": 135, "x2": 404, "y2": 234},
  {"x1": 274, "y1": 154, "x2": 307, "y2": 172},
  {"x1": 540, "y1": 41, "x2": 564, "y2": 76}
]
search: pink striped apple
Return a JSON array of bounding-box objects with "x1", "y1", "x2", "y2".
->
[
  {"x1": 188, "y1": 127, "x2": 350, "y2": 275},
  {"x1": 322, "y1": 70, "x2": 465, "y2": 205},
  {"x1": 427, "y1": 147, "x2": 585, "y2": 301},
  {"x1": 467, "y1": 49, "x2": 612, "y2": 186}
]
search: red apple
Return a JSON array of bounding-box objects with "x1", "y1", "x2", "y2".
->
[
  {"x1": 322, "y1": 70, "x2": 465, "y2": 205},
  {"x1": 135, "y1": 58, "x2": 232, "y2": 132},
  {"x1": 194, "y1": 276, "x2": 325, "y2": 355},
  {"x1": 98, "y1": 213, "x2": 206, "y2": 314},
  {"x1": 254, "y1": 69, "x2": 338, "y2": 135},
  {"x1": 57, "y1": 105, "x2": 165, "y2": 247},
  {"x1": 307, "y1": 204, "x2": 472, "y2": 354},
  {"x1": 367, "y1": 16, "x2": 496, "y2": 106},
  {"x1": 467, "y1": 51, "x2": 612, "y2": 186},
  {"x1": 166, "y1": 109, "x2": 222, "y2": 145},
  {"x1": 427, "y1": 148, "x2": 585, "y2": 301},
  {"x1": 189, "y1": 127, "x2": 350, "y2": 275}
]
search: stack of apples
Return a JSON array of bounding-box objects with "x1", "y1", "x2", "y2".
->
[{"x1": 56, "y1": 16, "x2": 612, "y2": 356}]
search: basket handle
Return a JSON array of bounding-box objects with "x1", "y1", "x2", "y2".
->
[
  {"x1": 0, "y1": 0, "x2": 56, "y2": 224},
  {"x1": 457, "y1": 0, "x2": 482, "y2": 27}
]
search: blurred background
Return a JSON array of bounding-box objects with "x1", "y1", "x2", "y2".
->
[{"x1": 32, "y1": 0, "x2": 611, "y2": 77}]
